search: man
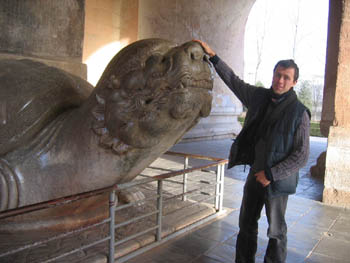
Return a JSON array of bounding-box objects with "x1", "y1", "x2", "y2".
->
[{"x1": 194, "y1": 40, "x2": 310, "y2": 263}]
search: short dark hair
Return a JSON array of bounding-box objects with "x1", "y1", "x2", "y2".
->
[{"x1": 273, "y1": 59, "x2": 299, "y2": 82}]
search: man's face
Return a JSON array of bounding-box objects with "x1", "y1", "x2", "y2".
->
[{"x1": 271, "y1": 66, "x2": 297, "y2": 95}]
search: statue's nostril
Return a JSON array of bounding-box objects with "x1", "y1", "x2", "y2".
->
[
  {"x1": 186, "y1": 42, "x2": 206, "y2": 61},
  {"x1": 190, "y1": 51, "x2": 204, "y2": 61},
  {"x1": 203, "y1": 55, "x2": 209, "y2": 63}
]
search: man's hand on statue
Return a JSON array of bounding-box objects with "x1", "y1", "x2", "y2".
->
[
  {"x1": 192, "y1": 40, "x2": 216, "y2": 57},
  {"x1": 254, "y1": 170, "x2": 271, "y2": 187}
]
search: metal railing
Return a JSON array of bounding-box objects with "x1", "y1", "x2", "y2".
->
[{"x1": 0, "y1": 151, "x2": 227, "y2": 263}]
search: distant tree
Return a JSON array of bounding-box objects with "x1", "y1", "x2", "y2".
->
[
  {"x1": 291, "y1": 0, "x2": 302, "y2": 59},
  {"x1": 252, "y1": 0, "x2": 271, "y2": 84},
  {"x1": 311, "y1": 82, "x2": 324, "y2": 120},
  {"x1": 296, "y1": 80, "x2": 312, "y2": 110},
  {"x1": 255, "y1": 80, "x2": 265, "y2": 88},
  {"x1": 290, "y1": 0, "x2": 313, "y2": 61}
]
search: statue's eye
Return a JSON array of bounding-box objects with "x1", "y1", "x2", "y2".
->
[
  {"x1": 145, "y1": 98, "x2": 153, "y2": 105},
  {"x1": 145, "y1": 54, "x2": 162, "y2": 68},
  {"x1": 190, "y1": 51, "x2": 203, "y2": 60},
  {"x1": 161, "y1": 57, "x2": 171, "y2": 72}
]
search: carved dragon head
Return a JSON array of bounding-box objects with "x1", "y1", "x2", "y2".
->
[{"x1": 92, "y1": 39, "x2": 213, "y2": 153}]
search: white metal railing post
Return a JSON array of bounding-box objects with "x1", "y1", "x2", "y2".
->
[
  {"x1": 215, "y1": 165, "x2": 220, "y2": 210},
  {"x1": 109, "y1": 190, "x2": 117, "y2": 263},
  {"x1": 218, "y1": 164, "x2": 225, "y2": 212},
  {"x1": 156, "y1": 180, "x2": 163, "y2": 241},
  {"x1": 182, "y1": 157, "x2": 189, "y2": 201}
]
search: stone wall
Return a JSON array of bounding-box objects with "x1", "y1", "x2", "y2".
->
[{"x1": 0, "y1": 0, "x2": 86, "y2": 78}]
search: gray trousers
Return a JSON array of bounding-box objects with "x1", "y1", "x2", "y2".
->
[{"x1": 235, "y1": 172, "x2": 288, "y2": 263}]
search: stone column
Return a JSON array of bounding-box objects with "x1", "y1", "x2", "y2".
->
[
  {"x1": 138, "y1": 0, "x2": 255, "y2": 140},
  {"x1": 322, "y1": 0, "x2": 350, "y2": 208},
  {"x1": 0, "y1": 0, "x2": 86, "y2": 78}
]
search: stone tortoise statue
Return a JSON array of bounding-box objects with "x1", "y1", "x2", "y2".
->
[{"x1": 0, "y1": 39, "x2": 213, "y2": 225}]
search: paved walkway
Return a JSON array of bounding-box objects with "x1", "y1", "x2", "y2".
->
[{"x1": 126, "y1": 137, "x2": 350, "y2": 263}]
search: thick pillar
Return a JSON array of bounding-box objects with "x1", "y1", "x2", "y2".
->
[
  {"x1": 322, "y1": 0, "x2": 350, "y2": 208},
  {"x1": 0, "y1": 0, "x2": 86, "y2": 78},
  {"x1": 138, "y1": 0, "x2": 255, "y2": 140}
]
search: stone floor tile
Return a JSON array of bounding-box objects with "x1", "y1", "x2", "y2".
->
[
  {"x1": 306, "y1": 252, "x2": 345, "y2": 263},
  {"x1": 287, "y1": 223, "x2": 325, "y2": 245},
  {"x1": 208, "y1": 218, "x2": 239, "y2": 233},
  {"x1": 223, "y1": 233, "x2": 237, "y2": 247},
  {"x1": 287, "y1": 231, "x2": 319, "y2": 254},
  {"x1": 224, "y1": 194, "x2": 243, "y2": 204},
  {"x1": 286, "y1": 199, "x2": 308, "y2": 211},
  {"x1": 313, "y1": 236, "x2": 350, "y2": 261},
  {"x1": 285, "y1": 212, "x2": 305, "y2": 227},
  {"x1": 256, "y1": 237, "x2": 269, "y2": 256},
  {"x1": 256, "y1": 245, "x2": 309, "y2": 263},
  {"x1": 166, "y1": 232, "x2": 220, "y2": 258},
  {"x1": 285, "y1": 249, "x2": 308, "y2": 263},
  {"x1": 192, "y1": 223, "x2": 237, "y2": 243},
  {"x1": 215, "y1": 210, "x2": 240, "y2": 227},
  {"x1": 223, "y1": 198, "x2": 242, "y2": 209},
  {"x1": 254, "y1": 256, "x2": 265, "y2": 263},
  {"x1": 309, "y1": 204, "x2": 343, "y2": 218},
  {"x1": 203, "y1": 243, "x2": 236, "y2": 263},
  {"x1": 327, "y1": 215, "x2": 350, "y2": 242},
  {"x1": 339, "y1": 208, "x2": 350, "y2": 217},
  {"x1": 327, "y1": 230, "x2": 350, "y2": 243},
  {"x1": 331, "y1": 215, "x2": 350, "y2": 232},
  {"x1": 191, "y1": 255, "x2": 226, "y2": 263},
  {"x1": 125, "y1": 242, "x2": 195, "y2": 263},
  {"x1": 288, "y1": 195, "x2": 319, "y2": 207},
  {"x1": 293, "y1": 211, "x2": 334, "y2": 230}
]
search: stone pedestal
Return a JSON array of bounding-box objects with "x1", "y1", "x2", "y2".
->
[
  {"x1": 310, "y1": 151, "x2": 326, "y2": 178},
  {"x1": 323, "y1": 127, "x2": 350, "y2": 207}
]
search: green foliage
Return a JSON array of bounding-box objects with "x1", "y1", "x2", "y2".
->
[
  {"x1": 310, "y1": 121, "x2": 323, "y2": 137},
  {"x1": 296, "y1": 80, "x2": 313, "y2": 109},
  {"x1": 255, "y1": 80, "x2": 265, "y2": 88},
  {"x1": 238, "y1": 116, "x2": 245, "y2": 125}
]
